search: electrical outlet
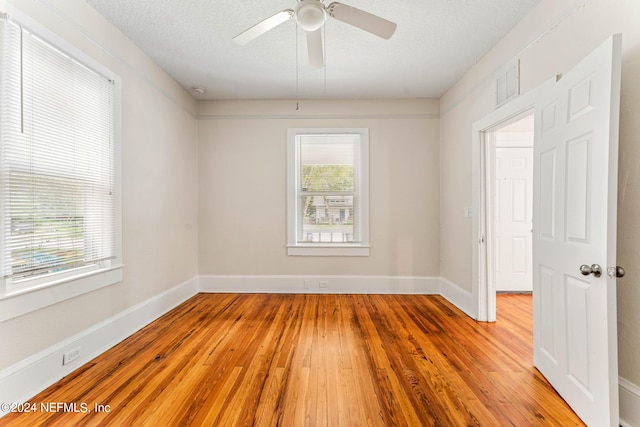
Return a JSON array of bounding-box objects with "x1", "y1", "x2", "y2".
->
[
  {"x1": 319, "y1": 280, "x2": 329, "y2": 288},
  {"x1": 63, "y1": 348, "x2": 80, "y2": 365}
]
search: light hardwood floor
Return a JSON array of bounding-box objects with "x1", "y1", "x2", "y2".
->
[{"x1": 0, "y1": 293, "x2": 584, "y2": 426}]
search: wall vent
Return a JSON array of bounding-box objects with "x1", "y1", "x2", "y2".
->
[{"x1": 496, "y1": 60, "x2": 520, "y2": 107}]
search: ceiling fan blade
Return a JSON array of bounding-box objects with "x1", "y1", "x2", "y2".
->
[
  {"x1": 233, "y1": 10, "x2": 294, "y2": 45},
  {"x1": 326, "y1": 2, "x2": 396, "y2": 39},
  {"x1": 306, "y1": 29, "x2": 324, "y2": 68}
]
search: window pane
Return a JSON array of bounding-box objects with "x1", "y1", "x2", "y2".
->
[{"x1": 300, "y1": 195, "x2": 354, "y2": 243}]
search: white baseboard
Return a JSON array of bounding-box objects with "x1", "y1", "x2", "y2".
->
[
  {"x1": 0, "y1": 276, "x2": 199, "y2": 417},
  {"x1": 620, "y1": 377, "x2": 640, "y2": 427},
  {"x1": 438, "y1": 277, "x2": 476, "y2": 319},
  {"x1": 198, "y1": 274, "x2": 442, "y2": 295}
]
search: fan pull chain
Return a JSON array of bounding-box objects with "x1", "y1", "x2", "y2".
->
[
  {"x1": 295, "y1": 22, "x2": 299, "y2": 111},
  {"x1": 323, "y1": 21, "x2": 327, "y2": 96}
]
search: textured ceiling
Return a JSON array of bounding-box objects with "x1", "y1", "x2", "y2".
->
[{"x1": 84, "y1": 0, "x2": 541, "y2": 100}]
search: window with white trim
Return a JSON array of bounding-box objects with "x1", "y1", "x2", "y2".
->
[
  {"x1": 287, "y1": 129, "x2": 369, "y2": 256},
  {"x1": 0, "y1": 12, "x2": 122, "y2": 318}
]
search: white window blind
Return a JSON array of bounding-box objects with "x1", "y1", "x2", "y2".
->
[{"x1": 0, "y1": 16, "x2": 116, "y2": 283}]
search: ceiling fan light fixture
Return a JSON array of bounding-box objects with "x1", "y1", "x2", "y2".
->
[
  {"x1": 295, "y1": 0, "x2": 326, "y2": 32},
  {"x1": 233, "y1": 0, "x2": 397, "y2": 68}
]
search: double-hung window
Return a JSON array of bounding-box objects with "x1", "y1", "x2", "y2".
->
[
  {"x1": 0, "y1": 12, "x2": 122, "y2": 319},
  {"x1": 287, "y1": 128, "x2": 369, "y2": 256}
]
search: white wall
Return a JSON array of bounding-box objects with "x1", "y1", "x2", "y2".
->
[
  {"x1": 0, "y1": 0, "x2": 199, "y2": 369},
  {"x1": 198, "y1": 99, "x2": 440, "y2": 278},
  {"x1": 439, "y1": 0, "x2": 640, "y2": 406}
]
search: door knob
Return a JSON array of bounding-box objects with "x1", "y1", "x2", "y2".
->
[
  {"x1": 607, "y1": 266, "x2": 626, "y2": 278},
  {"x1": 580, "y1": 264, "x2": 602, "y2": 277}
]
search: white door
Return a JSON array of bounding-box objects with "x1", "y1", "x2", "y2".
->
[
  {"x1": 532, "y1": 35, "x2": 621, "y2": 426},
  {"x1": 495, "y1": 147, "x2": 533, "y2": 292}
]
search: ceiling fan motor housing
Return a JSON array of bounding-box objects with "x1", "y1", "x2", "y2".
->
[{"x1": 295, "y1": 0, "x2": 326, "y2": 31}]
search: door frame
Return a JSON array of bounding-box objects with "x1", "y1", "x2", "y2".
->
[{"x1": 471, "y1": 77, "x2": 556, "y2": 322}]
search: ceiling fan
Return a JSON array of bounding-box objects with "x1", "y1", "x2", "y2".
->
[{"x1": 233, "y1": 0, "x2": 397, "y2": 68}]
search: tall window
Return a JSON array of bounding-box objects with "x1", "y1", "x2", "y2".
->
[
  {"x1": 287, "y1": 129, "x2": 369, "y2": 256},
  {"x1": 0, "y1": 13, "x2": 121, "y2": 306}
]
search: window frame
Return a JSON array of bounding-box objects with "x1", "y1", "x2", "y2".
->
[
  {"x1": 0, "y1": 9, "x2": 123, "y2": 321},
  {"x1": 287, "y1": 128, "x2": 370, "y2": 256}
]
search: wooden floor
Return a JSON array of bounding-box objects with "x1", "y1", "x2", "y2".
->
[{"x1": 1, "y1": 294, "x2": 584, "y2": 426}]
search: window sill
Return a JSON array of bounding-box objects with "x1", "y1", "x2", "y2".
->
[
  {"x1": 287, "y1": 245, "x2": 370, "y2": 257},
  {"x1": 0, "y1": 264, "x2": 124, "y2": 322}
]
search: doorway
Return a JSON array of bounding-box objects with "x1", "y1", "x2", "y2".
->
[{"x1": 472, "y1": 98, "x2": 540, "y2": 323}]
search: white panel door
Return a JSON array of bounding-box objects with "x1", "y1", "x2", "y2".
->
[
  {"x1": 495, "y1": 147, "x2": 533, "y2": 291},
  {"x1": 532, "y1": 35, "x2": 621, "y2": 426}
]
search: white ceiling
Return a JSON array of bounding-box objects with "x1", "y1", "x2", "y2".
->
[{"x1": 84, "y1": 0, "x2": 541, "y2": 100}]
